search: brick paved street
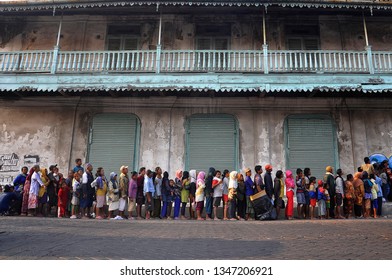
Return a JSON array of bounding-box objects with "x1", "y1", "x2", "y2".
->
[{"x1": 0, "y1": 217, "x2": 391, "y2": 260}]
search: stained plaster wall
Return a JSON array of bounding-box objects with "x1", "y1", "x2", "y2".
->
[
  {"x1": 1, "y1": 14, "x2": 391, "y2": 52},
  {"x1": 1, "y1": 97, "x2": 392, "y2": 184}
]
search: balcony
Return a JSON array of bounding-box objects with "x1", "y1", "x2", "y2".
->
[{"x1": 0, "y1": 49, "x2": 391, "y2": 75}]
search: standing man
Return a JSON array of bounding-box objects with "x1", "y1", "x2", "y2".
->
[
  {"x1": 81, "y1": 163, "x2": 94, "y2": 218},
  {"x1": 13, "y1": 166, "x2": 28, "y2": 193},
  {"x1": 254, "y1": 165, "x2": 264, "y2": 194},
  {"x1": 264, "y1": 165, "x2": 274, "y2": 199},
  {"x1": 119, "y1": 165, "x2": 129, "y2": 219},
  {"x1": 324, "y1": 166, "x2": 336, "y2": 219},
  {"x1": 205, "y1": 167, "x2": 216, "y2": 220},
  {"x1": 335, "y1": 169, "x2": 344, "y2": 219}
]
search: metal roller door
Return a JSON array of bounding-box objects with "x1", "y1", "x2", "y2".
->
[
  {"x1": 88, "y1": 114, "x2": 139, "y2": 175},
  {"x1": 286, "y1": 115, "x2": 338, "y2": 179},
  {"x1": 186, "y1": 114, "x2": 238, "y2": 172}
]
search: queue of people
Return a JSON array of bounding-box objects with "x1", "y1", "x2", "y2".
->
[{"x1": 1, "y1": 157, "x2": 391, "y2": 220}]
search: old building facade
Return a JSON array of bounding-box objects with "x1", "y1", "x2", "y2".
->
[{"x1": 1, "y1": 0, "x2": 392, "y2": 183}]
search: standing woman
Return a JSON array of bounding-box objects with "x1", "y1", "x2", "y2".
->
[
  {"x1": 274, "y1": 170, "x2": 284, "y2": 219},
  {"x1": 95, "y1": 167, "x2": 108, "y2": 219},
  {"x1": 143, "y1": 169, "x2": 155, "y2": 219},
  {"x1": 28, "y1": 165, "x2": 45, "y2": 216},
  {"x1": 204, "y1": 167, "x2": 215, "y2": 220},
  {"x1": 108, "y1": 172, "x2": 120, "y2": 219},
  {"x1": 285, "y1": 170, "x2": 295, "y2": 220},
  {"x1": 21, "y1": 168, "x2": 34, "y2": 216},
  {"x1": 222, "y1": 169, "x2": 230, "y2": 220},
  {"x1": 153, "y1": 167, "x2": 162, "y2": 219},
  {"x1": 353, "y1": 172, "x2": 364, "y2": 218},
  {"x1": 236, "y1": 173, "x2": 246, "y2": 220},
  {"x1": 38, "y1": 168, "x2": 50, "y2": 216},
  {"x1": 195, "y1": 171, "x2": 206, "y2": 220},
  {"x1": 228, "y1": 171, "x2": 238, "y2": 220},
  {"x1": 181, "y1": 171, "x2": 190, "y2": 220},
  {"x1": 344, "y1": 174, "x2": 355, "y2": 219},
  {"x1": 189, "y1": 170, "x2": 197, "y2": 220}
]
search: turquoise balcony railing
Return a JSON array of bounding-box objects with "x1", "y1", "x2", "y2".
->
[{"x1": 1, "y1": 49, "x2": 391, "y2": 74}]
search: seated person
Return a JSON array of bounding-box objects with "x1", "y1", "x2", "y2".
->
[{"x1": 0, "y1": 185, "x2": 19, "y2": 215}]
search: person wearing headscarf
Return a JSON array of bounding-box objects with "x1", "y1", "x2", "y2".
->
[
  {"x1": 204, "y1": 167, "x2": 215, "y2": 220},
  {"x1": 285, "y1": 170, "x2": 295, "y2": 220},
  {"x1": 37, "y1": 168, "x2": 50, "y2": 216},
  {"x1": 28, "y1": 165, "x2": 45, "y2": 216},
  {"x1": 244, "y1": 168, "x2": 254, "y2": 220},
  {"x1": 228, "y1": 171, "x2": 238, "y2": 220},
  {"x1": 324, "y1": 166, "x2": 336, "y2": 218},
  {"x1": 95, "y1": 167, "x2": 108, "y2": 220},
  {"x1": 21, "y1": 168, "x2": 34, "y2": 215},
  {"x1": 118, "y1": 165, "x2": 129, "y2": 219},
  {"x1": 195, "y1": 171, "x2": 206, "y2": 220},
  {"x1": 108, "y1": 172, "x2": 120, "y2": 219},
  {"x1": 353, "y1": 172, "x2": 364, "y2": 218},
  {"x1": 344, "y1": 174, "x2": 355, "y2": 219},
  {"x1": 189, "y1": 169, "x2": 197, "y2": 219},
  {"x1": 236, "y1": 173, "x2": 246, "y2": 220}
]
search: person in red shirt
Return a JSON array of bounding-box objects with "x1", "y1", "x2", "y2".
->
[{"x1": 57, "y1": 179, "x2": 69, "y2": 218}]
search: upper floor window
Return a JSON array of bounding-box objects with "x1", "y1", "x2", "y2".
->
[
  {"x1": 106, "y1": 25, "x2": 140, "y2": 50},
  {"x1": 285, "y1": 24, "x2": 320, "y2": 50},
  {"x1": 195, "y1": 24, "x2": 231, "y2": 50}
]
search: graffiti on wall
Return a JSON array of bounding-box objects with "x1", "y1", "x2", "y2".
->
[
  {"x1": 0, "y1": 153, "x2": 40, "y2": 185},
  {"x1": 0, "y1": 153, "x2": 20, "y2": 172}
]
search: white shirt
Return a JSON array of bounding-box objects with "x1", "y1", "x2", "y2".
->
[
  {"x1": 335, "y1": 176, "x2": 344, "y2": 194},
  {"x1": 30, "y1": 171, "x2": 44, "y2": 196}
]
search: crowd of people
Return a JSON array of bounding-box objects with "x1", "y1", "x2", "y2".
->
[{"x1": 1, "y1": 157, "x2": 391, "y2": 221}]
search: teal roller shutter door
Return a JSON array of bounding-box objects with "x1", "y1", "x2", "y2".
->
[
  {"x1": 88, "y1": 114, "x2": 139, "y2": 175},
  {"x1": 186, "y1": 114, "x2": 238, "y2": 172},
  {"x1": 286, "y1": 116, "x2": 337, "y2": 179}
]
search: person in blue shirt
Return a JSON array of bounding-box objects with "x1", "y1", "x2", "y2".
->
[
  {"x1": 0, "y1": 185, "x2": 19, "y2": 215},
  {"x1": 73, "y1": 158, "x2": 84, "y2": 174},
  {"x1": 244, "y1": 168, "x2": 254, "y2": 220},
  {"x1": 13, "y1": 166, "x2": 28, "y2": 193}
]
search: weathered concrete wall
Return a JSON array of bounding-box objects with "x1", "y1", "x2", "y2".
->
[
  {"x1": 1, "y1": 96, "x2": 392, "y2": 184},
  {"x1": 0, "y1": 104, "x2": 75, "y2": 184},
  {"x1": 1, "y1": 14, "x2": 391, "y2": 51}
]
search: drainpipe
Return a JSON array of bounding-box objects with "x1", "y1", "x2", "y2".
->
[
  {"x1": 51, "y1": 14, "x2": 63, "y2": 74},
  {"x1": 156, "y1": 10, "x2": 163, "y2": 74},
  {"x1": 362, "y1": 12, "x2": 374, "y2": 74},
  {"x1": 262, "y1": 6, "x2": 269, "y2": 74},
  {"x1": 68, "y1": 96, "x2": 81, "y2": 172}
]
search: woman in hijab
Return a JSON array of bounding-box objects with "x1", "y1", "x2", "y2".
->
[
  {"x1": 204, "y1": 167, "x2": 215, "y2": 220},
  {"x1": 353, "y1": 172, "x2": 364, "y2": 218},
  {"x1": 228, "y1": 171, "x2": 238, "y2": 220},
  {"x1": 189, "y1": 170, "x2": 197, "y2": 219},
  {"x1": 108, "y1": 172, "x2": 120, "y2": 219},
  {"x1": 195, "y1": 171, "x2": 206, "y2": 220},
  {"x1": 236, "y1": 173, "x2": 246, "y2": 220},
  {"x1": 285, "y1": 170, "x2": 295, "y2": 220},
  {"x1": 38, "y1": 168, "x2": 50, "y2": 216},
  {"x1": 21, "y1": 168, "x2": 34, "y2": 216}
]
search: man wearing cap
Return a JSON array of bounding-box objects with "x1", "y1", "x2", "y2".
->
[
  {"x1": 264, "y1": 165, "x2": 273, "y2": 199},
  {"x1": 119, "y1": 165, "x2": 129, "y2": 219},
  {"x1": 324, "y1": 166, "x2": 336, "y2": 218}
]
